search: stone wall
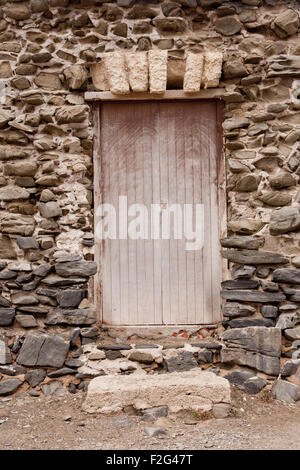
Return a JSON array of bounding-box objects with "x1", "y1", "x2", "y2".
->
[{"x1": 0, "y1": 0, "x2": 300, "y2": 401}]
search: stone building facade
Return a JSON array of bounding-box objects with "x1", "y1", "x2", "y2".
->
[{"x1": 0, "y1": 0, "x2": 300, "y2": 401}]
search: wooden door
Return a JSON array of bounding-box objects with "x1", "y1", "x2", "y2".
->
[{"x1": 97, "y1": 100, "x2": 222, "y2": 325}]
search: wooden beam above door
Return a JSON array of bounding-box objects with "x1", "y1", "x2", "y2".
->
[{"x1": 84, "y1": 89, "x2": 225, "y2": 102}]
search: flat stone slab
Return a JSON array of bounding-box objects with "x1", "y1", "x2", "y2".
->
[{"x1": 82, "y1": 369, "x2": 231, "y2": 415}]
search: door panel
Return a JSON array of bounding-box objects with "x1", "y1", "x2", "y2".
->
[{"x1": 99, "y1": 100, "x2": 221, "y2": 325}]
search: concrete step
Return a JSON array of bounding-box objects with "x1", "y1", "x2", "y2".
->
[{"x1": 82, "y1": 369, "x2": 231, "y2": 417}]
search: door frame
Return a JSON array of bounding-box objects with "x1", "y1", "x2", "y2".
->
[{"x1": 90, "y1": 91, "x2": 227, "y2": 326}]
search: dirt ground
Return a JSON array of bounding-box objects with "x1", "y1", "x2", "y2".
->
[{"x1": 0, "y1": 387, "x2": 299, "y2": 450}]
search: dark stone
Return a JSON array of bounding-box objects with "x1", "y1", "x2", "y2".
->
[
  {"x1": 256, "y1": 267, "x2": 271, "y2": 279},
  {"x1": 0, "y1": 269, "x2": 17, "y2": 280},
  {"x1": 55, "y1": 261, "x2": 97, "y2": 278},
  {"x1": 141, "y1": 406, "x2": 168, "y2": 422},
  {"x1": 97, "y1": 344, "x2": 132, "y2": 351},
  {"x1": 58, "y1": 289, "x2": 85, "y2": 308},
  {"x1": 214, "y1": 16, "x2": 242, "y2": 35},
  {"x1": 261, "y1": 305, "x2": 278, "y2": 319},
  {"x1": 273, "y1": 268, "x2": 300, "y2": 285},
  {"x1": 24, "y1": 369, "x2": 46, "y2": 387},
  {"x1": 42, "y1": 274, "x2": 88, "y2": 287},
  {"x1": 197, "y1": 349, "x2": 213, "y2": 364},
  {"x1": 220, "y1": 236, "x2": 259, "y2": 250},
  {"x1": 281, "y1": 360, "x2": 300, "y2": 377},
  {"x1": 16, "y1": 272, "x2": 33, "y2": 283},
  {"x1": 33, "y1": 263, "x2": 51, "y2": 277},
  {"x1": 44, "y1": 308, "x2": 96, "y2": 326},
  {"x1": 164, "y1": 351, "x2": 197, "y2": 372},
  {"x1": 64, "y1": 358, "x2": 82, "y2": 368},
  {"x1": 11, "y1": 292, "x2": 38, "y2": 306},
  {"x1": 105, "y1": 350, "x2": 122, "y2": 360},
  {"x1": 154, "y1": 18, "x2": 186, "y2": 34},
  {"x1": 17, "y1": 333, "x2": 69, "y2": 368},
  {"x1": 272, "y1": 379, "x2": 300, "y2": 403},
  {"x1": 232, "y1": 265, "x2": 256, "y2": 280},
  {"x1": 227, "y1": 318, "x2": 275, "y2": 328},
  {"x1": 0, "y1": 334, "x2": 12, "y2": 364},
  {"x1": 16, "y1": 314, "x2": 37, "y2": 328},
  {"x1": 0, "y1": 365, "x2": 26, "y2": 376},
  {"x1": 221, "y1": 290, "x2": 285, "y2": 303},
  {"x1": 242, "y1": 376, "x2": 267, "y2": 394},
  {"x1": 17, "y1": 306, "x2": 49, "y2": 315},
  {"x1": 135, "y1": 344, "x2": 160, "y2": 349},
  {"x1": 0, "y1": 378, "x2": 23, "y2": 396},
  {"x1": 191, "y1": 342, "x2": 222, "y2": 350},
  {"x1": 225, "y1": 368, "x2": 255, "y2": 386},
  {"x1": 222, "y1": 326, "x2": 281, "y2": 375},
  {"x1": 0, "y1": 296, "x2": 11, "y2": 307},
  {"x1": 70, "y1": 327, "x2": 80, "y2": 347},
  {"x1": 16, "y1": 237, "x2": 39, "y2": 250},
  {"x1": 261, "y1": 281, "x2": 279, "y2": 292},
  {"x1": 80, "y1": 327, "x2": 99, "y2": 338},
  {"x1": 221, "y1": 280, "x2": 259, "y2": 290},
  {"x1": 36, "y1": 288, "x2": 58, "y2": 298},
  {"x1": 0, "y1": 308, "x2": 15, "y2": 326},
  {"x1": 222, "y1": 302, "x2": 255, "y2": 318},
  {"x1": 222, "y1": 249, "x2": 289, "y2": 265},
  {"x1": 47, "y1": 367, "x2": 76, "y2": 378}
]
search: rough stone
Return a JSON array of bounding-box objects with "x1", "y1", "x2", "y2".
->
[
  {"x1": 222, "y1": 326, "x2": 281, "y2": 358},
  {"x1": 55, "y1": 261, "x2": 97, "y2": 278},
  {"x1": 227, "y1": 318, "x2": 274, "y2": 329},
  {"x1": 104, "y1": 51, "x2": 129, "y2": 95},
  {"x1": 271, "y1": 9, "x2": 299, "y2": 38},
  {"x1": 24, "y1": 369, "x2": 47, "y2": 388},
  {"x1": 242, "y1": 376, "x2": 267, "y2": 395},
  {"x1": 270, "y1": 207, "x2": 300, "y2": 235},
  {"x1": 125, "y1": 52, "x2": 148, "y2": 92},
  {"x1": 15, "y1": 315, "x2": 37, "y2": 328},
  {"x1": 149, "y1": 50, "x2": 167, "y2": 94},
  {"x1": 0, "y1": 378, "x2": 22, "y2": 396},
  {"x1": 272, "y1": 379, "x2": 300, "y2": 403},
  {"x1": 220, "y1": 237, "x2": 259, "y2": 250},
  {"x1": 38, "y1": 201, "x2": 62, "y2": 219},
  {"x1": 202, "y1": 51, "x2": 223, "y2": 89},
  {"x1": 163, "y1": 350, "x2": 197, "y2": 372},
  {"x1": 17, "y1": 333, "x2": 69, "y2": 368},
  {"x1": 83, "y1": 370, "x2": 231, "y2": 414},
  {"x1": 64, "y1": 65, "x2": 88, "y2": 90},
  {"x1": 58, "y1": 289, "x2": 85, "y2": 308},
  {"x1": 222, "y1": 302, "x2": 255, "y2": 318},
  {"x1": 273, "y1": 269, "x2": 300, "y2": 285},
  {"x1": 44, "y1": 308, "x2": 96, "y2": 326},
  {"x1": 222, "y1": 249, "x2": 288, "y2": 265},
  {"x1": 183, "y1": 52, "x2": 203, "y2": 93},
  {"x1": 214, "y1": 16, "x2": 242, "y2": 36},
  {"x1": 221, "y1": 291, "x2": 285, "y2": 303}
]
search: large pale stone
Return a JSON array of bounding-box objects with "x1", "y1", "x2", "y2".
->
[
  {"x1": 183, "y1": 52, "x2": 203, "y2": 93},
  {"x1": 125, "y1": 52, "x2": 148, "y2": 92},
  {"x1": 0, "y1": 235, "x2": 16, "y2": 259},
  {"x1": 0, "y1": 185, "x2": 29, "y2": 201},
  {"x1": 271, "y1": 9, "x2": 299, "y2": 38},
  {"x1": 82, "y1": 370, "x2": 231, "y2": 414},
  {"x1": 55, "y1": 105, "x2": 88, "y2": 124},
  {"x1": 34, "y1": 72, "x2": 62, "y2": 90},
  {"x1": 104, "y1": 52, "x2": 129, "y2": 95},
  {"x1": 4, "y1": 162, "x2": 37, "y2": 177},
  {"x1": 228, "y1": 219, "x2": 264, "y2": 235},
  {"x1": 201, "y1": 51, "x2": 223, "y2": 89},
  {"x1": 149, "y1": 50, "x2": 168, "y2": 94},
  {"x1": 0, "y1": 214, "x2": 35, "y2": 236},
  {"x1": 90, "y1": 62, "x2": 110, "y2": 91},
  {"x1": 64, "y1": 65, "x2": 88, "y2": 90}
]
